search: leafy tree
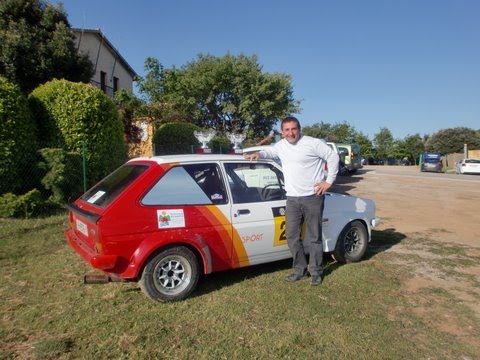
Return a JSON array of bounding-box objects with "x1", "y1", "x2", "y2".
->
[
  {"x1": 114, "y1": 89, "x2": 145, "y2": 143},
  {"x1": 355, "y1": 132, "x2": 373, "y2": 160},
  {"x1": 425, "y1": 127, "x2": 480, "y2": 154},
  {"x1": 0, "y1": 76, "x2": 37, "y2": 194},
  {"x1": 372, "y1": 127, "x2": 394, "y2": 161},
  {"x1": 137, "y1": 54, "x2": 300, "y2": 138},
  {"x1": 401, "y1": 134, "x2": 424, "y2": 164},
  {"x1": 303, "y1": 121, "x2": 361, "y2": 143},
  {"x1": 0, "y1": 0, "x2": 93, "y2": 93},
  {"x1": 302, "y1": 122, "x2": 332, "y2": 140}
]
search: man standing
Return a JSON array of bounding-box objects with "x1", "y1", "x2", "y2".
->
[{"x1": 244, "y1": 117, "x2": 339, "y2": 286}]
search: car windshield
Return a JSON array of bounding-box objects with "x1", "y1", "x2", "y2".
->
[{"x1": 465, "y1": 159, "x2": 480, "y2": 164}]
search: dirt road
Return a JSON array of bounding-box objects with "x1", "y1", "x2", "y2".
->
[
  {"x1": 334, "y1": 165, "x2": 480, "y2": 247},
  {"x1": 332, "y1": 165, "x2": 480, "y2": 348}
]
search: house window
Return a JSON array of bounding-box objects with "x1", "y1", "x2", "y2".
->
[
  {"x1": 113, "y1": 77, "x2": 119, "y2": 93},
  {"x1": 100, "y1": 71, "x2": 106, "y2": 93}
]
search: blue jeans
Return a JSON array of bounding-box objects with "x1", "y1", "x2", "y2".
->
[{"x1": 285, "y1": 195, "x2": 325, "y2": 277}]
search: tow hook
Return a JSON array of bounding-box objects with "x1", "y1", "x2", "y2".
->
[{"x1": 84, "y1": 274, "x2": 123, "y2": 284}]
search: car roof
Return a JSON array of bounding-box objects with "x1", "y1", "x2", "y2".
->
[{"x1": 127, "y1": 153, "x2": 260, "y2": 165}]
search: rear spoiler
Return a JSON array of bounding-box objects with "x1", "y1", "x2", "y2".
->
[{"x1": 65, "y1": 203, "x2": 102, "y2": 224}]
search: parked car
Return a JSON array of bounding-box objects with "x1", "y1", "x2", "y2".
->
[
  {"x1": 65, "y1": 154, "x2": 379, "y2": 302},
  {"x1": 327, "y1": 142, "x2": 363, "y2": 175},
  {"x1": 455, "y1": 159, "x2": 480, "y2": 175},
  {"x1": 336, "y1": 143, "x2": 363, "y2": 173},
  {"x1": 421, "y1": 153, "x2": 443, "y2": 173}
]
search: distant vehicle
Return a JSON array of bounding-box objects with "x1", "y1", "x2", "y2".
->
[
  {"x1": 455, "y1": 159, "x2": 480, "y2": 175},
  {"x1": 337, "y1": 143, "x2": 363, "y2": 173},
  {"x1": 327, "y1": 142, "x2": 363, "y2": 174},
  {"x1": 421, "y1": 153, "x2": 443, "y2": 173}
]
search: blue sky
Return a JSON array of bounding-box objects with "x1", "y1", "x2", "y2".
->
[{"x1": 55, "y1": 0, "x2": 479, "y2": 139}]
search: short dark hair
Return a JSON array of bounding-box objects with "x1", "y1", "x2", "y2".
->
[{"x1": 281, "y1": 116, "x2": 301, "y2": 130}]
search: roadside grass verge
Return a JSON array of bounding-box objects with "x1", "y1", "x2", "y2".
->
[{"x1": 1, "y1": 216, "x2": 479, "y2": 359}]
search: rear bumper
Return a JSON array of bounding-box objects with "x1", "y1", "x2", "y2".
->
[{"x1": 65, "y1": 228, "x2": 117, "y2": 270}]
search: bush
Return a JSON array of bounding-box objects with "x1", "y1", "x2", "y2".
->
[
  {"x1": 0, "y1": 189, "x2": 42, "y2": 218},
  {"x1": 29, "y1": 79, "x2": 126, "y2": 185},
  {"x1": 0, "y1": 76, "x2": 38, "y2": 194},
  {"x1": 37, "y1": 148, "x2": 84, "y2": 204},
  {"x1": 153, "y1": 122, "x2": 201, "y2": 155}
]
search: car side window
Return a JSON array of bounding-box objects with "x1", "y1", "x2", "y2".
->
[
  {"x1": 142, "y1": 164, "x2": 227, "y2": 205},
  {"x1": 225, "y1": 163, "x2": 286, "y2": 203}
]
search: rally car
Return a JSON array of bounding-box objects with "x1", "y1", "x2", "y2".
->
[{"x1": 65, "y1": 154, "x2": 379, "y2": 302}]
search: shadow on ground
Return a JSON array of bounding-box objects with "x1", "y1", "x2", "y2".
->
[{"x1": 192, "y1": 227, "x2": 406, "y2": 298}]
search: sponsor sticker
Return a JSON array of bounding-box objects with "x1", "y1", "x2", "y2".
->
[
  {"x1": 87, "y1": 191, "x2": 106, "y2": 204},
  {"x1": 157, "y1": 209, "x2": 186, "y2": 228}
]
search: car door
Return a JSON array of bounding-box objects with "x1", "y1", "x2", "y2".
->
[{"x1": 223, "y1": 161, "x2": 291, "y2": 266}]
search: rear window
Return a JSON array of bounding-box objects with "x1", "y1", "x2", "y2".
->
[
  {"x1": 80, "y1": 164, "x2": 149, "y2": 207},
  {"x1": 466, "y1": 159, "x2": 480, "y2": 164},
  {"x1": 351, "y1": 144, "x2": 360, "y2": 155}
]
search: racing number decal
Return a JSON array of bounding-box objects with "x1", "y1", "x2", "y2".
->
[
  {"x1": 272, "y1": 207, "x2": 287, "y2": 247},
  {"x1": 272, "y1": 206, "x2": 305, "y2": 247}
]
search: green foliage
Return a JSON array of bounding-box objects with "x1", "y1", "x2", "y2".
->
[
  {"x1": 29, "y1": 79, "x2": 126, "y2": 185},
  {"x1": 373, "y1": 127, "x2": 394, "y2": 160},
  {"x1": 0, "y1": 189, "x2": 41, "y2": 218},
  {"x1": 0, "y1": 76, "x2": 38, "y2": 194},
  {"x1": 303, "y1": 121, "x2": 360, "y2": 143},
  {"x1": 425, "y1": 127, "x2": 480, "y2": 154},
  {"x1": 113, "y1": 89, "x2": 145, "y2": 143},
  {"x1": 37, "y1": 148, "x2": 83, "y2": 204},
  {"x1": 0, "y1": 0, "x2": 93, "y2": 93},
  {"x1": 152, "y1": 122, "x2": 201, "y2": 155},
  {"x1": 137, "y1": 55, "x2": 300, "y2": 137}
]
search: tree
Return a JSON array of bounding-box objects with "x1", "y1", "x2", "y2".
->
[
  {"x1": 136, "y1": 54, "x2": 300, "y2": 138},
  {"x1": 372, "y1": 127, "x2": 394, "y2": 161},
  {"x1": 402, "y1": 134, "x2": 424, "y2": 164},
  {"x1": 303, "y1": 121, "x2": 363, "y2": 144},
  {"x1": 0, "y1": 0, "x2": 93, "y2": 93},
  {"x1": 425, "y1": 127, "x2": 480, "y2": 154}
]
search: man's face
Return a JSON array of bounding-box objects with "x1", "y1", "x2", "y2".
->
[{"x1": 281, "y1": 121, "x2": 301, "y2": 144}]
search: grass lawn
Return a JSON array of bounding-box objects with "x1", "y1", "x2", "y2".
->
[{"x1": 1, "y1": 215, "x2": 479, "y2": 359}]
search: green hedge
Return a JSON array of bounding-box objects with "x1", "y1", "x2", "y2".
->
[
  {"x1": 29, "y1": 79, "x2": 126, "y2": 183},
  {"x1": 0, "y1": 76, "x2": 38, "y2": 194}
]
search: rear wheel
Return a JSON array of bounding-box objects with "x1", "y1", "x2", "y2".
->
[
  {"x1": 332, "y1": 221, "x2": 368, "y2": 263},
  {"x1": 139, "y1": 246, "x2": 199, "y2": 302}
]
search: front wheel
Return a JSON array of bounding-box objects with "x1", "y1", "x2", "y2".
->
[
  {"x1": 139, "y1": 246, "x2": 200, "y2": 302},
  {"x1": 332, "y1": 221, "x2": 368, "y2": 263}
]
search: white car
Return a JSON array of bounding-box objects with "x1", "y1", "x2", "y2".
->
[
  {"x1": 66, "y1": 154, "x2": 379, "y2": 302},
  {"x1": 456, "y1": 159, "x2": 480, "y2": 175}
]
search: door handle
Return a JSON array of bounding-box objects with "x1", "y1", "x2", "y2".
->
[{"x1": 235, "y1": 209, "x2": 250, "y2": 217}]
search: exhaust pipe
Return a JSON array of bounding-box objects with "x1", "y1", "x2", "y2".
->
[{"x1": 84, "y1": 274, "x2": 123, "y2": 284}]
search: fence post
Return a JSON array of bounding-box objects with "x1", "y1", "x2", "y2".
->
[{"x1": 82, "y1": 142, "x2": 87, "y2": 193}]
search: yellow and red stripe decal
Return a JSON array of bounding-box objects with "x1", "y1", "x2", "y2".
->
[{"x1": 196, "y1": 205, "x2": 249, "y2": 267}]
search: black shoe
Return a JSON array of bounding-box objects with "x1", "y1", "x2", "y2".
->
[
  {"x1": 284, "y1": 273, "x2": 305, "y2": 282},
  {"x1": 310, "y1": 275, "x2": 322, "y2": 286}
]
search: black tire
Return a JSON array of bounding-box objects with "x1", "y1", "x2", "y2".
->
[
  {"x1": 139, "y1": 246, "x2": 199, "y2": 302},
  {"x1": 332, "y1": 220, "x2": 368, "y2": 263}
]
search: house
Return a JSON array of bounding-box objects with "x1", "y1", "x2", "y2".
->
[{"x1": 72, "y1": 28, "x2": 137, "y2": 97}]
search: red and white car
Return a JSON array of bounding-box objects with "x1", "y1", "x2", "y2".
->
[{"x1": 65, "y1": 154, "x2": 379, "y2": 302}]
